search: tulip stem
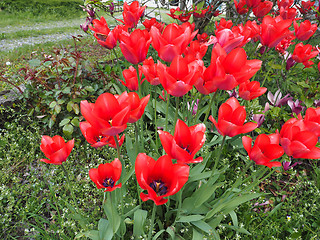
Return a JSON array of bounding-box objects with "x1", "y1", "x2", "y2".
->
[
  {"x1": 165, "y1": 94, "x2": 170, "y2": 131},
  {"x1": 134, "y1": 64, "x2": 142, "y2": 97},
  {"x1": 174, "y1": 96, "x2": 180, "y2": 128},
  {"x1": 204, "y1": 90, "x2": 219, "y2": 122},
  {"x1": 61, "y1": 164, "x2": 79, "y2": 212},
  {"x1": 193, "y1": 94, "x2": 203, "y2": 124},
  {"x1": 213, "y1": 135, "x2": 226, "y2": 171},
  {"x1": 114, "y1": 136, "x2": 126, "y2": 179},
  {"x1": 112, "y1": 48, "x2": 119, "y2": 61},
  {"x1": 147, "y1": 204, "x2": 157, "y2": 240}
]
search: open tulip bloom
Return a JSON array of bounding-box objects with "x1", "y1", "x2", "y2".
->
[
  {"x1": 40, "y1": 135, "x2": 74, "y2": 165},
  {"x1": 242, "y1": 133, "x2": 284, "y2": 168},
  {"x1": 158, "y1": 119, "x2": 206, "y2": 164},
  {"x1": 89, "y1": 158, "x2": 122, "y2": 192},
  {"x1": 209, "y1": 97, "x2": 258, "y2": 137},
  {"x1": 135, "y1": 153, "x2": 189, "y2": 205}
]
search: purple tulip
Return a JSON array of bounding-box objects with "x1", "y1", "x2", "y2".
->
[
  {"x1": 287, "y1": 99, "x2": 305, "y2": 116},
  {"x1": 283, "y1": 161, "x2": 302, "y2": 171},
  {"x1": 267, "y1": 89, "x2": 292, "y2": 107},
  {"x1": 286, "y1": 57, "x2": 296, "y2": 70}
]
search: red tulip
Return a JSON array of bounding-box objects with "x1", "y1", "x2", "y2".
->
[
  {"x1": 298, "y1": 0, "x2": 315, "y2": 14},
  {"x1": 303, "y1": 107, "x2": 320, "y2": 137},
  {"x1": 150, "y1": 22, "x2": 197, "y2": 62},
  {"x1": 158, "y1": 119, "x2": 206, "y2": 164},
  {"x1": 279, "y1": 6, "x2": 297, "y2": 20},
  {"x1": 119, "y1": 29, "x2": 151, "y2": 64},
  {"x1": 246, "y1": 0, "x2": 261, "y2": 8},
  {"x1": 280, "y1": 117, "x2": 320, "y2": 159},
  {"x1": 214, "y1": 28, "x2": 245, "y2": 53},
  {"x1": 242, "y1": 133, "x2": 284, "y2": 168},
  {"x1": 294, "y1": 20, "x2": 318, "y2": 41},
  {"x1": 234, "y1": 0, "x2": 249, "y2": 15},
  {"x1": 194, "y1": 63, "x2": 218, "y2": 95},
  {"x1": 258, "y1": 15, "x2": 293, "y2": 49},
  {"x1": 89, "y1": 17, "x2": 118, "y2": 49},
  {"x1": 80, "y1": 121, "x2": 125, "y2": 148},
  {"x1": 275, "y1": 35, "x2": 296, "y2": 54},
  {"x1": 116, "y1": 91, "x2": 150, "y2": 123},
  {"x1": 135, "y1": 153, "x2": 189, "y2": 205},
  {"x1": 139, "y1": 57, "x2": 160, "y2": 85},
  {"x1": 239, "y1": 81, "x2": 267, "y2": 100},
  {"x1": 207, "y1": 44, "x2": 261, "y2": 91},
  {"x1": 209, "y1": 97, "x2": 258, "y2": 137},
  {"x1": 120, "y1": 66, "x2": 143, "y2": 91},
  {"x1": 142, "y1": 18, "x2": 165, "y2": 32},
  {"x1": 121, "y1": 1, "x2": 146, "y2": 28},
  {"x1": 215, "y1": 18, "x2": 233, "y2": 31},
  {"x1": 167, "y1": 7, "x2": 192, "y2": 22},
  {"x1": 89, "y1": 158, "x2": 122, "y2": 192},
  {"x1": 157, "y1": 55, "x2": 201, "y2": 97},
  {"x1": 193, "y1": 6, "x2": 209, "y2": 18},
  {"x1": 292, "y1": 42, "x2": 319, "y2": 68},
  {"x1": 40, "y1": 135, "x2": 74, "y2": 165},
  {"x1": 253, "y1": 1, "x2": 273, "y2": 18},
  {"x1": 277, "y1": 0, "x2": 294, "y2": 9},
  {"x1": 80, "y1": 93, "x2": 130, "y2": 136},
  {"x1": 183, "y1": 40, "x2": 209, "y2": 62}
]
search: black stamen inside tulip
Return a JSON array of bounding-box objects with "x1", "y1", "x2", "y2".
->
[
  {"x1": 183, "y1": 146, "x2": 192, "y2": 154},
  {"x1": 102, "y1": 178, "x2": 114, "y2": 188},
  {"x1": 96, "y1": 135, "x2": 105, "y2": 142},
  {"x1": 149, "y1": 180, "x2": 168, "y2": 196}
]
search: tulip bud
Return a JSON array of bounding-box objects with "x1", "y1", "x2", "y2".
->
[{"x1": 286, "y1": 57, "x2": 296, "y2": 70}]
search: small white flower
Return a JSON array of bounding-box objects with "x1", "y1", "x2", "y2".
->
[{"x1": 5, "y1": 62, "x2": 11, "y2": 66}]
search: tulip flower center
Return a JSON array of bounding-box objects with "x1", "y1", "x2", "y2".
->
[
  {"x1": 149, "y1": 180, "x2": 167, "y2": 196},
  {"x1": 102, "y1": 178, "x2": 115, "y2": 188},
  {"x1": 96, "y1": 33, "x2": 107, "y2": 42}
]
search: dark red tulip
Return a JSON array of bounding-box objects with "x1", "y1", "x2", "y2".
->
[
  {"x1": 209, "y1": 97, "x2": 258, "y2": 137},
  {"x1": 40, "y1": 135, "x2": 74, "y2": 165},
  {"x1": 135, "y1": 153, "x2": 189, "y2": 205},
  {"x1": 80, "y1": 121, "x2": 125, "y2": 148},
  {"x1": 242, "y1": 133, "x2": 284, "y2": 168},
  {"x1": 80, "y1": 93, "x2": 130, "y2": 136},
  {"x1": 234, "y1": 0, "x2": 249, "y2": 15},
  {"x1": 158, "y1": 119, "x2": 206, "y2": 164},
  {"x1": 253, "y1": 1, "x2": 273, "y2": 18},
  {"x1": 89, "y1": 158, "x2": 122, "y2": 192}
]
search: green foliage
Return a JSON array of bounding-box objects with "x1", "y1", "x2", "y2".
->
[{"x1": 0, "y1": 0, "x2": 83, "y2": 18}]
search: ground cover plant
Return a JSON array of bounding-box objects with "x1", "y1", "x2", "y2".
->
[{"x1": 1, "y1": 0, "x2": 320, "y2": 239}]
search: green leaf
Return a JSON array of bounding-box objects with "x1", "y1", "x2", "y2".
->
[
  {"x1": 177, "y1": 215, "x2": 204, "y2": 223},
  {"x1": 67, "y1": 101, "x2": 73, "y2": 112},
  {"x1": 75, "y1": 230, "x2": 99, "y2": 240},
  {"x1": 196, "y1": 1, "x2": 204, "y2": 9},
  {"x1": 71, "y1": 117, "x2": 80, "y2": 127},
  {"x1": 192, "y1": 228, "x2": 203, "y2": 240},
  {"x1": 48, "y1": 117, "x2": 55, "y2": 129},
  {"x1": 103, "y1": 201, "x2": 121, "y2": 234},
  {"x1": 152, "y1": 230, "x2": 165, "y2": 240},
  {"x1": 63, "y1": 124, "x2": 73, "y2": 136},
  {"x1": 98, "y1": 219, "x2": 113, "y2": 240},
  {"x1": 62, "y1": 87, "x2": 71, "y2": 94},
  {"x1": 28, "y1": 59, "x2": 41, "y2": 67},
  {"x1": 49, "y1": 101, "x2": 57, "y2": 108},
  {"x1": 166, "y1": 226, "x2": 175, "y2": 239},
  {"x1": 229, "y1": 211, "x2": 238, "y2": 227},
  {"x1": 194, "y1": 182, "x2": 224, "y2": 208},
  {"x1": 133, "y1": 209, "x2": 148, "y2": 237},
  {"x1": 221, "y1": 224, "x2": 251, "y2": 235},
  {"x1": 85, "y1": 86, "x2": 95, "y2": 92},
  {"x1": 72, "y1": 103, "x2": 80, "y2": 115},
  {"x1": 54, "y1": 104, "x2": 61, "y2": 114},
  {"x1": 191, "y1": 220, "x2": 212, "y2": 233},
  {"x1": 57, "y1": 99, "x2": 65, "y2": 105},
  {"x1": 59, "y1": 118, "x2": 70, "y2": 127}
]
